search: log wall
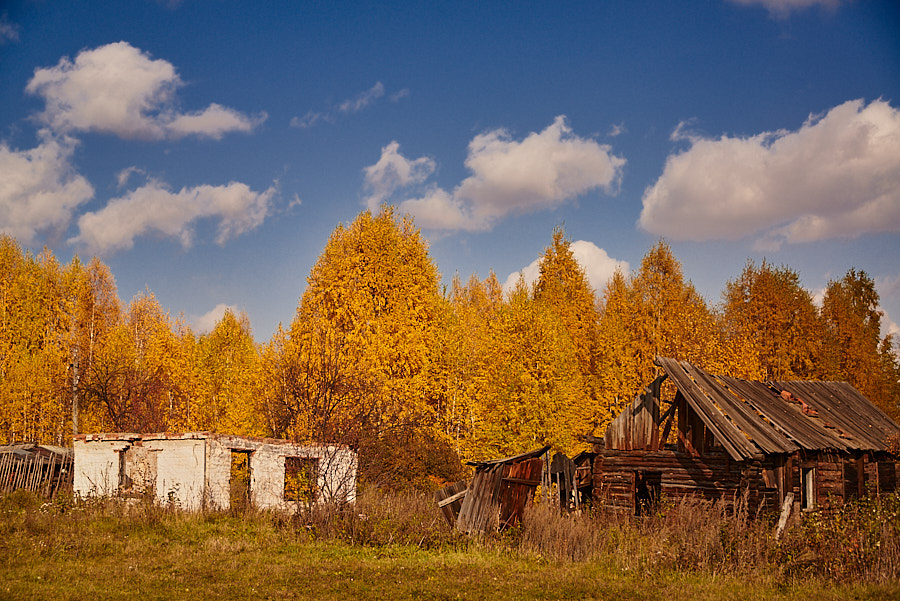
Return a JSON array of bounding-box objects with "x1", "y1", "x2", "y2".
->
[
  {"x1": 593, "y1": 449, "x2": 779, "y2": 514},
  {"x1": 594, "y1": 448, "x2": 900, "y2": 516}
]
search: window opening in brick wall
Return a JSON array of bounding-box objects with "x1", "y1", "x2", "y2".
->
[{"x1": 284, "y1": 457, "x2": 319, "y2": 503}]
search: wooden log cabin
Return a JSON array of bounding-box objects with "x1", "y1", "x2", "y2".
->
[{"x1": 590, "y1": 357, "x2": 900, "y2": 515}]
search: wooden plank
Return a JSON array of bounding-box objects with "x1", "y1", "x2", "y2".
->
[
  {"x1": 501, "y1": 476, "x2": 541, "y2": 486},
  {"x1": 779, "y1": 381, "x2": 900, "y2": 452},
  {"x1": 457, "y1": 466, "x2": 505, "y2": 534},
  {"x1": 720, "y1": 376, "x2": 850, "y2": 452},
  {"x1": 685, "y1": 363, "x2": 797, "y2": 455},
  {"x1": 498, "y1": 458, "x2": 543, "y2": 530},
  {"x1": 437, "y1": 488, "x2": 468, "y2": 508},
  {"x1": 434, "y1": 479, "x2": 469, "y2": 528},
  {"x1": 0, "y1": 454, "x2": 11, "y2": 493}
]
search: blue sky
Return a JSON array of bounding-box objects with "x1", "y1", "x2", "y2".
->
[{"x1": 1, "y1": 0, "x2": 898, "y2": 341}]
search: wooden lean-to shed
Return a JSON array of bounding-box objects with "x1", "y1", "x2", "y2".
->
[
  {"x1": 590, "y1": 357, "x2": 900, "y2": 515},
  {"x1": 435, "y1": 446, "x2": 549, "y2": 533}
]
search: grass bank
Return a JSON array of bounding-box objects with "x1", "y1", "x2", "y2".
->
[{"x1": 1, "y1": 489, "x2": 898, "y2": 600}]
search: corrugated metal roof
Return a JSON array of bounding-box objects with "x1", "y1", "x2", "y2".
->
[{"x1": 654, "y1": 357, "x2": 900, "y2": 461}]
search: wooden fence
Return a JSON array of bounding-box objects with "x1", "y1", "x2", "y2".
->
[{"x1": 0, "y1": 449, "x2": 74, "y2": 497}]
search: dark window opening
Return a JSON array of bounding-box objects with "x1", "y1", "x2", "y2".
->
[
  {"x1": 844, "y1": 459, "x2": 862, "y2": 502},
  {"x1": 635, "y1": 471, "x2": 662, "y2": 516},
  {"x1": 763, "y1": 455, "x2": 788, "y2": 504},
  {"x1": 116, "y1": 446, "x2": 135, "y2": 492},
  {"x1": 230, "y1": 450, "x2": 251, "y2": 511},
  {"x1": 878, "y1": 461, "x2": 897, "y2": 493},
  {"x1": 284, "y1": 457, "x2": 319, "y2": 503},
  {"x1": 117, "y1": 448, "x2": 127, "y2": 490}
]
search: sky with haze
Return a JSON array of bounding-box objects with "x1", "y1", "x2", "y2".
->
[{"x1": 1, "y1": 0, "x2": 898, "y2": 340}]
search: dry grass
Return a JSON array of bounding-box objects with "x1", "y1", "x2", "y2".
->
[
  {"x1": 284, "y1": 486, "x2": 464, "y2": 549},
  {"x1": 513, "y1": 491, "x2": 900, "y2": 585},
  {"x1": 2, "y1": 488, "x2": 900, "y2": 599}
]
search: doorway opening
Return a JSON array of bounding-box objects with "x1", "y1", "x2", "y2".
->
[
  {"x1": 635, "y1": 471, "x2": 662, "y2": 516},
  {"x1": 230, "y1": 450, "x2": 252, "y2": 512}
]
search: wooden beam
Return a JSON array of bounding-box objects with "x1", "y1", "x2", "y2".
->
[
  {"x1": 774, "y1": 492, "x2": 795, "y2": 540},
  {"x1": 501, "y1": 477, "x2": 542, "y2": 486},
  {"x1": 437, "y1": 489, "x2": 468, "y2": 508}
]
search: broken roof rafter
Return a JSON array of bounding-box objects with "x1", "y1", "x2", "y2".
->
[{"x1": 656, "y1": 357, "x2": 762, "y2": 461}]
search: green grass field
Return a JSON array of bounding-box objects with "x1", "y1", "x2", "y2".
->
[{"x1": 2, "y1": 490, "x2": 899, "y2": 600}]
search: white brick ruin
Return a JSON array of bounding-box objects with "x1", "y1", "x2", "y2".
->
[{"x1": 73, "y1": 432, "x2": 356, "y2": 511}]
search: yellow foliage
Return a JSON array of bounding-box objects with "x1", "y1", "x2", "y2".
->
[
  {"x1": 596, "y1": 241, "x2": 739, "y2": 427},
  {"x1": 269, "y1": 207, "x2": 459, "y2": 486},
  {"x1": 2, "y1": 225, "x2": 898, "y2": 491},
  {"x1": 722, "y1": 260, "x2": 822, "y2": 381},
  {"x1": 192, "y1": 309, "x2": 265, "y2": 436}
]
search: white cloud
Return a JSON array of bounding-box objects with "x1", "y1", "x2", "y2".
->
[
  {"x1": 608, "y1": 122, "x2": 626, "y2": 137},
  {"x1": 876, "y1": 274, "x2": 900, "y2": 302},
  {"x1": 363, "y1": 141, "x2": 436, "y2": 209},
  {"x1": 876, "y1": 274, "x2": 900, "y2": 341},
  {"x1": 640, "y1": 99, "x2": 900, "y2": 250},
  {"x1": 503, "y1": 240, "x2": 630, "y2": 293},
  {"x1": 166, "y1": 103, "x2": 266, "y2": 140},
  {"x1": 0, "y1": 133, "x2": 94, "y2": 244},
  {"x1": 192, "y1": 303, "x2": 238, "y2": 335},
  {"x1": 366, "y1": 116, "x2": 626, "y2": 231},
  {"x1": 70, "y1": 180, "x2": 276, "y2": 254},
  {"x1": 398, "y1": 187, "x2": 472, "y2": 231},
  {"x1": 292, "y1": 81, "x2": 398, "y2": 129},
  {"x1": 116, "y1": 166, "x2": 146, "y2": 189},
  {"x1": 338, "y1": 82, "x2": 384, "y2": 113},
  {"x1": 728, "y1": 0, "x2": 842, "y2": 18},
  {"x1": 26, "y1": 42, "x2": 264, "y2": 140},
  {"x1": 886, "y1": 317, "x2": 900, "y2": 339},
  {"x1": 390, "y1": 89, "x2": 410, "y2": 102},
  {"x1": 0, "y1": 14, "x2": 20, "y2": 43},
  {"x1": 290, "y1": 111, "x2": 325, "y2": 129}
]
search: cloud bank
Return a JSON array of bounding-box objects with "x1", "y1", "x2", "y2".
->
[
  {"x1": 71, "y1": 180, "x2": 276, "y2": 254},
  {"x1": 26, "y1": 42, "x2": 265, "y2": 140},
  {"x1": 365, "y1": 116, "x2": 626, "y2": 231},
  {"x1": 503, "y1": 240, "x2": 630, "y2": 293},
  {"x1": 639, "y1": 99, "x2": 900, "y2": 250},
  {"x1": 0, "y1": 134, "x2": 94, "y2": 244}
]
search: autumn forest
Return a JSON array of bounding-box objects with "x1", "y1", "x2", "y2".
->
[{"x1": 2, "y1": 207, "x2": 899, "y2": 488}]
